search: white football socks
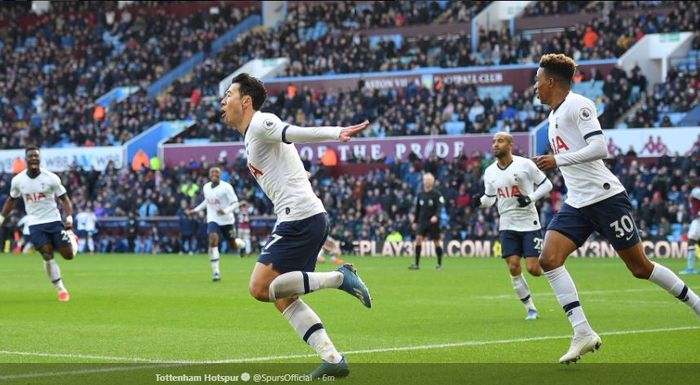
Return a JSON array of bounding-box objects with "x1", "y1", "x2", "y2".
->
[
  {"x1": 511, "y1": 274, "x2": 536, "y2": 311},
  {"x1": 44, "y1": 259, "x2": 66, "y2": 292},
  {"x1": 283, "y1": 299, "x2": 342, "y2": 364},
  {"x1": 648, "y1": 262, "x2": 700, "y2": 316},
  {"x1": 686, "y1": 245, "x2": 696, "y2": 270},
  {"x1": 209, "y1": 247, "x2": 220, "y2": 275},
  {"x1": 87, "y1": 236, "x2": 95, "y2": 253},
  {"x1": 544, "y1": 266, "x2": 593, "y2": 336},
  {"x1": 269, "y1": 271, "x2": 343, "y2": 301}
]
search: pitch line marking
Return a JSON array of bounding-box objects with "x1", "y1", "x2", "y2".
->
[
  {"x1": 0, "y1": 325, "x2": 698, "y2": 380},
  {"x1": 475, "y1": 287, "x2": 700, "y2": 300},
  {"x1": 0, "y1": 351, "x2": 165, "y2": 363}
]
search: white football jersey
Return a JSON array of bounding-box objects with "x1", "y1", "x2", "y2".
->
[
  {"x1": 76, "y1": 211, "x2": 97, "y2": 232},
  {"x1": 9, "y1": 168, "x2": 66, "y2": 226},
  {"x1": 548, "y1": 91, "x2": 625, "y2": 208},
  {"x1": 202, "y1": 181, "x2": 238, "y2": 225},
  {"x1": 483, "y1": 156, "x2": 547, "y2": 231},
  {"x1": 244, "y1": 111, "x2": 339, "y2": 222}
]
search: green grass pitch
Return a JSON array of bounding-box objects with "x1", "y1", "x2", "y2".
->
[{"x1": 1, "y1": 253, "x2": 699, "y2": 384}]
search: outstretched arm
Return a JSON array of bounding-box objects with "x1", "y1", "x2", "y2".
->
[
  {"x1": 283, "y1": 120, "x2": 370, "y2": 144},
  {"x1": 254, "y1": 113, "x2": 370, "y2": 144}
]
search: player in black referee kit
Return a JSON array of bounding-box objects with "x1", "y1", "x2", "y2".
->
[{"x1": 409, "y1": 172, "x2": 445, "y2": 270}]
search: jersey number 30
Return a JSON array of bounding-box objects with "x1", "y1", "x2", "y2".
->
[{"x1": 609, "y1": 214, "x2": 635, "y2": 239}]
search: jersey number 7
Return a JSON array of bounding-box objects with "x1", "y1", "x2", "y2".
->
[{"x1": 263, "y1": 234, "x2": 283, "y2": 251}]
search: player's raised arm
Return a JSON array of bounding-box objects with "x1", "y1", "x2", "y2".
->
[
  {"x1": 253, "y1": 113, "x2": 370, "y2": 145},
  {"x1": 339, "y1": 120, "x2": 370, "y2": 142},
  {"x1": 285, "y1": 120, "x2": 369, "y2": 144}
]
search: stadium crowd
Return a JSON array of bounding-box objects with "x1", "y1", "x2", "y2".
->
[
  {"x1": 173, "y1": 85, "x2": 544, "y2": 143},
  {"x1": 201, "y1": 1, "x2": 696, "y2": 81},
  {"x1": 625, "y1": 64, "x2": 700, "y2": 128},
  {"x1": 178, "y1": 57, "x2": 699, "y2": 143},
  {"x1": 0, "y1": 1, "x2": 254, "y2": 149},
  {"x1": 1, "y1": 147, "x2": 698, "y2": 254},
  {"x1": 2, "y1": 1, "x2": 698, "y2": 149}
]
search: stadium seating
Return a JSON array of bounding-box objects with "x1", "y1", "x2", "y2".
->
[
  {"x1": 625, "y1": 65, "x2": 700, "y2": 128},
  {"x1": 0, "y1": 2, "x2": 254, "y2": 149},
  {"x1": 1, "y1": 1, "x2": 698, "y2": 149}
]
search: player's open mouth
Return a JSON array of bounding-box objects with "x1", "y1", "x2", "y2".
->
[{"x1": 221, "y1": 111, "x2": 226, "y2": 119}]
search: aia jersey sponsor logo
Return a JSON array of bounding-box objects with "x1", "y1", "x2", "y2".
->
[
  {"x1": 25, "y1": 192, "x2": 47, "y2": 202},
  {"x1": 497, "y1": 185, "x2": 522, "y2": 199},
  {"x1": 498, "y1": 186, "x2": 522, "y2": 198},
  {"x1": 550, "y1": 136, "x2": 570, "y2": 154},
  {"x1": 248, "y1": 162, "x2": 264, "y2": 178}
]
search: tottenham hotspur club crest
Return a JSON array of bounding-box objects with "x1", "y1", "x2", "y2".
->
[{"x1": 264, "y1": 119, "x2": 275, "y2": 129}]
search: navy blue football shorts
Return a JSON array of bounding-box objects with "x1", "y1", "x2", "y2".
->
[
  {"x1": 547, "y1": 192, "x2": 640, "y2": 250},
  {"x1": 258, "y1": 213, "x2": 330, "y2": 273},
  {"x1": 28, "y1": 221, "x2": 72, "y2": 249},
  {"x1": 500, "y1": 229, "x2": 543, "y2": 258}
]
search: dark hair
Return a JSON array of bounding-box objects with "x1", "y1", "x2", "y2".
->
[
  {"x1": 539, "y1": 54, "x2": 577, "y2": 85},
  {"x1": 25, "y1": 145, "x2": 40, "y2": 154},
  {"x1": 231, "y1": 73, "x2": 267, "y2": 110}
]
